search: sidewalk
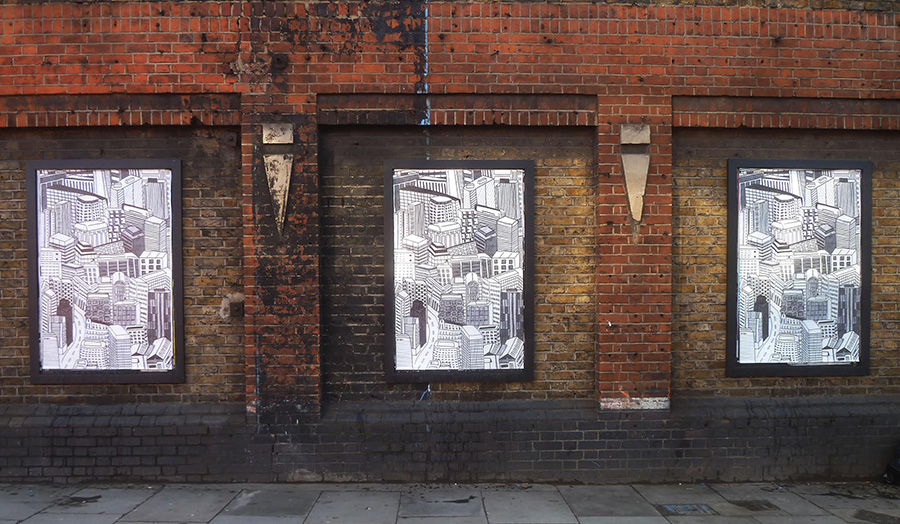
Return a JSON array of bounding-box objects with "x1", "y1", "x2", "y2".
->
[{"x1": 2, "y1": 481, "x2": 899, "y2": 524}]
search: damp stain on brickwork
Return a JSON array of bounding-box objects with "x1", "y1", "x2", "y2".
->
[{"x1": 362, "y1": 0, "x2": 428, "y2": 92}]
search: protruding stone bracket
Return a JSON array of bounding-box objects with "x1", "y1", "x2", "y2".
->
[
  {"x1": 262, "y1": 123, "x2": 293, "y2": 145},
  {"x1": 261, "y1": 123, "x2": 295, "y2": 239},
  {"x1": 620, "y1": 124, "x2": 651, "y2": 222},
  {"x1": 264, "y1": 153, "x2": 294, "y2": 238}
]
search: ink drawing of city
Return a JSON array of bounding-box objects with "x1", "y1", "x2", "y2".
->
[
  {"x1": 390, "y1": 167, "x2": 527, "y2": 372},
  {"x1": 35, "y1": 166, "x2": 176, "y2": 372},
  {"x1": 736, "y1": 166, "x2": 863, "y2": 366}
]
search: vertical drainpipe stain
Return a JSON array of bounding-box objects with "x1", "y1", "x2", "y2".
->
[
  {"x1": 418, "y1": 2, "x2": 431, "y2": 159},
  {"x1": 255, "y1": 351, "x2": 262, "y2": 425}
]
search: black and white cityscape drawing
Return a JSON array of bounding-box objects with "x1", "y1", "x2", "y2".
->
[
  {"x1": 735, "y1": 165, "x2": 864, "y2": 366},
  {"x1": 388, "y1": 166, "x2": 528, "y2": 372},
  {"x1": 34, "y1": 166, "x2": 176, "y2": 372}
]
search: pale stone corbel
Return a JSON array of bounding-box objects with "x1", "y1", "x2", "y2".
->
[
  {"x1": 620, "y1": 124, "x2": 651, "y2": 222},
  {"x1": 261, "y1": 123, "x2": 295, "y2": 238}
]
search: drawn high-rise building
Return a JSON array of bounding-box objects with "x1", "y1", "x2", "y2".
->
[
  {"x1": 429, "y1": 195, "x2": 458, "y2": 225},
  {"x1": 48, "y1": 233, "x2": 77, "y2": 264},
  {"x1": 53, "y1": 298, "x2": 74, "y2": 346},
  {"x1": 438, "y1": 293, "x2": 465, "y2": 324},
  {"x1": 143, "y1": 178, "x2": 169, "y2": 220},
  {"x1": 112, "y1": 300, "x2": 138, "y2": 325},
  {"x1": 478, "y1": 324, "x2": 501, "y2": 346},
  {"x1": 139, "y1": 252, "x2": 168, "y2": 276},
  {"x1": 433, "y1": 340, "x2": 460, "y2": 369},
  {"x1": 500, "y1": 290, "x2": 523, "y2": 342},
  {"x1": 401, "y1": 234, "x2": 430, "y2": 267},
  {"x1": 498, "y1": 337, "x2": 524, "y2": 369},
  {"x1": 72, "y1": 220, "x2": 109, "y2": 247},
  {"x1": 837, "y1": 283, "x2": 860, "y2": 337},
  {"x1": 831, "y1": 249, "x2": 857, "y2": 273},
  {"x1": 85, "y1": 292, "x2": 111, "y2": 324},
  {"x1": 115, "y1": 175, "x2": 143, "y2": 208},
  {"x1": 474, "y1": 226, "x2": 497, "y2": 256},
  {"x1": 800, "y1": 320, "x2": 823, "y2": 363},
  {"x1": 410, "y1": 300, "x2": 427, "y2": 346},
  {"x1": 144, "y1": 216, "x2": 167, "y2": 252},
  {"x1": 753, "y1": 295, "x2": 769, "y2": 340},
  {"x1": 426, "y1": 221, "x2": 463, "y2": 248},
  {"x1": 814, "y1": 224, "x2": 836, "y2": 253},
  {"x1": 771, "y1": 218, "x2": 803, "y2": 245},
  {"x1": 496, "y1": 217, "x2": 519, "y2": 253},
  {"x1": 816, "y1": 203, "x2": 840, "y2": 229},
  {"x1": 123, "y1": 204, "x2": 150, "y2": 231},
  {"x1": 465, "y1": 300, "x2": 491, "y2": 326},
  {"x1": 835, "y1": 177, "x2": 857, "y2": 218},
  {"x1": 122, "y1": 225, "x2": 145, "y2": 256},
  {"x1": 496, "y1": 178, "x2": 520, "y2": 222},
  {"x1": 835, "y1": 214, "x2": 858, "y2": 251},
  {"x1": 40, "y1": 286, "x2": 60, "y2": 333},
  {"x1": 463, "y1": 176, "x2": 496, "y2": 209},
  {"x1": 395, "y1": 335, "x2": 414, "y2": 369},
  {"x1": 45, "y1": 200, "x2": 74, "y2": 242},
  {"x1": 475, "y1": 205, "x2": 502, "y2": 231},
  {"x1": 746, "y1": 231, "x2": 774, "y2": 260},
  {"x1": 782, "y1": 289, "x2": 804, "y2": 319},
  {"x1": 402, "y1": 316, "x2": 420, "y2": 349},
  {"x1": 460, "y1": 325, "x2": 485, "y2": 370},
  {"x1": 147, "y1": 289, "x2": 172, "y2": 343},
  {"x1": 108, "y1": 324, "x2": 133, "y2": 369}
]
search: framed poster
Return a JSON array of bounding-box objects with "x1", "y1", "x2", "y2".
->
[
  {"x1": 727, "y1": 159, "x2": 871, "y2": 377},
  {"x1": 27, "y1": 159, "x2": 184, "y2": 384},
  {"x1": 384, "y1": 160, "x2": 534, "y2": 382}
]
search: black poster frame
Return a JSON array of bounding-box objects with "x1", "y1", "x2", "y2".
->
[
  {"x1": 27, "y1": 159, "x2": 185, "y2": 384},
  {"x1": 726, "y1": 158, "x2": 871, "y2": 377},
  {"x1": 384, "y1": 160, "x2": 535, "y2": 383}
]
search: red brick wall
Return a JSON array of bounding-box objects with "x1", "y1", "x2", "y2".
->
[{"x1": 0, "y1": 1, "x2": 898, "y2": 414}]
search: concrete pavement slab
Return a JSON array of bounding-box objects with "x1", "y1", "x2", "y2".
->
[
  {"x1": 482, "y1": 489, "x2": 578, "y2": 524},
  {"x1": 19, "y1": 514, "x2": 120, "y2": 524},
  {"x1": 710, "y1": 484, "x2": 830, "y2": 516},
  {"x1": 665, "y1": 518, "x2": 761, "y2": 524},
  {"x1": 0, "y1": 501, "x2": 48, "y2": 521},
  {"x1": 303, "y1": 490, "x2": 400, "y2": 524},
  {"x1": 210, "y1": 516, "x2": 303, "y2": 524},
  {"x1": 40, "y1": 486, "x2": 158, "y2": 516},
  {"x1": 0, "y1": 484, "x2": 79, "y2": 503},
  {"x1": 399, "y1": 488, "x2": 484, "y2": 518},
  {"x1": 633, "y1": 484, "x2": 730, "y2": 506},
  {"x1": 398, "y1": 518, "x2": 488, "y2": 524},
  {"x1": 576, "y1": 518, "x2": 670, "y2": 524},
  {"x1": 752, "y1": 517, "x2": 849, "y2": 524},
  {"x1": 120, "y1": 485, "x2": 240, "y2": 523},
  {"x1": 558, "y1": 485, "x2": 661, "y2": 517},
  {"x1": 216, "y1": 487, "x2": 319, "y2": 517},
  {"x1": 822, "y1": 508, "x2": 900, "y2": 523},
  {"x1": 788, "y1": 484, "x2": 900, "y2": 512},
  {"x1": 0, "y1": 485, "x2": 77, "y2": 521}
]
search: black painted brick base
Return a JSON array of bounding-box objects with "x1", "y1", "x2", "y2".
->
[{"x1": 1, "y1": 397, "x2": 897, "y2": 483}]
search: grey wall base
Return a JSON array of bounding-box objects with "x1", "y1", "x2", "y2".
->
[{"x1": 1, "y1": 397, "x2": 895, "y2": 484}]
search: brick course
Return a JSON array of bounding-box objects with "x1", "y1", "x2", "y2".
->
[{"x1": 2, "y1": 397, "x2": 897, "y2": 483}]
